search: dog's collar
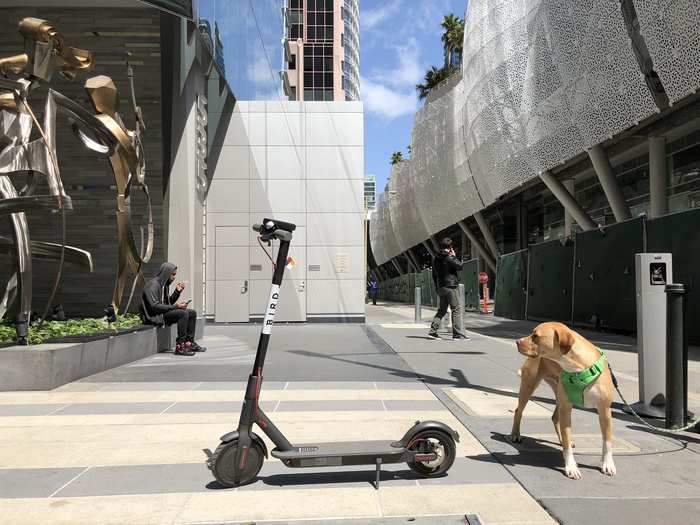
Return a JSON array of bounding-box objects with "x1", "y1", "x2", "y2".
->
[{"x1": 560, "y1": 349, "x2": 607, "y2": 407}]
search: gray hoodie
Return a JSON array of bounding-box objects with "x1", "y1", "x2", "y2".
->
[{"x1": 139, "y1": 262, "x2": 182, "y2": 325}]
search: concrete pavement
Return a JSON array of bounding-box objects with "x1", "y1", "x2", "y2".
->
[
  {"x1": 1, "y1": 303, "x2": 698, "y2": 524},
  {"x1": 371, "y1": 302, "x2": 700, "y2": 525},
  {"x1": 0, "y1": 321, "x2": 555, "y2": 525}
]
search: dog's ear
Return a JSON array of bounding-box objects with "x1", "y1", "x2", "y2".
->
[{"x1": 553, "y1": 325, "x2": 575, "y2": 354}]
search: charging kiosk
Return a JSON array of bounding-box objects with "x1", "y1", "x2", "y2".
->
[{"x1": 629, "y1": 253, "x2": 672, "y2": 418}]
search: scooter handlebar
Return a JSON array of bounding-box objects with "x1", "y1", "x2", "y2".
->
[{"x1": 252, "y1": 218, "x2": 296, "y2": 241}]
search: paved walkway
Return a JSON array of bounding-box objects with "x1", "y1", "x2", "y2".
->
[
  {"x1": 0, "y1": 305, "x2": 698, "y2": 524},
  {"x1": 0, "y1": 323, "x2": 554, "y2": 525},
  {"x1": 371, "y1": 302, "x2": 700, "y2": 525}
]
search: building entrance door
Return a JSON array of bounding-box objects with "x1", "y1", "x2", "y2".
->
[{"x1": 213, "y1": 226, "x2": 250, "y2": 322}]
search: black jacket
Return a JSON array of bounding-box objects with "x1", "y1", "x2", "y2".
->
[
  {"x1": 432, "y1": 251, "x2": 463, "y2": 288},
  {"x1": 140, "y1": 262, "x2": 182, "y2": 325}
]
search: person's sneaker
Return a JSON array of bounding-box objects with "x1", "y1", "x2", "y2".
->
[
  {"x1": 428, "y1": 331, "x2": 440, "y2": 339},
  {"x1": 175, "y1": 342, "x2": 195, "y2": 356},
  {"x1": 453, "y1": 333, "x2": 470, "y2": 340},
  {"x1": 189, "y1": 340, "x2": 207, "y2": 352}
]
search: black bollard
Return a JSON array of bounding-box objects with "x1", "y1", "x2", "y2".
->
[{"x1": 665, "y1": 283, "x2": 688, "y2": 429}]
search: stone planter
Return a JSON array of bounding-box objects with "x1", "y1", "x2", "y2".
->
[{"x1": 0, "y1": 326, "x2": 158, "y2": 391}]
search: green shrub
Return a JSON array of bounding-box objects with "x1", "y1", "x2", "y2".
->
[{"x1": 0, "y1": 314, "x2": 143, "y2": 345}]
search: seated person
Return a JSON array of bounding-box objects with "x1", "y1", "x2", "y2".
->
[{"x1": 140, "y1": 262, "x2": 205, "y2": 356}]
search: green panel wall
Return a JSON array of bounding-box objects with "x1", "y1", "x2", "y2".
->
[
  {"x1": 526, "y1": 239, "x2": 574, "y2": 322},
  {"x1": 494, "y1": 250, "x2": 528, "y2": 319},
  {"x1": 573, "y1": 217, "x2": 644, "y2": 331},
  {"x1": 461, "y1": 259, "x2": 480, "y2": 310},
  {"x1": 647, "y1": 208, "x2": 700, "y2": 343}
]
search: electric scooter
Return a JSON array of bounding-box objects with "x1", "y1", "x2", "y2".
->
[{"x1": 207, "y1": 218, "x2": 459, "y2": 488}]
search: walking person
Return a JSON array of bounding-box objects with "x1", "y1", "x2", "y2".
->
[
  {"x1": 140, "y1": 262, "x2": 206, "y2": 356},
  {"x1": 428, "y1": 238, "x2": 468, "y2": 340},
  {"x1": 368, "y1": 277, "x2": 379, "y2": 305}
]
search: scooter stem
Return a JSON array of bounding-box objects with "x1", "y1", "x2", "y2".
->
[{"x1": 253, "y1": 238, "x2": 290, "y2": 371}]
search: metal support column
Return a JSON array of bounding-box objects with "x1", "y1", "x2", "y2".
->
[
  {"x1": 422, "y1": 241, "x2": 436, "y2": 257},
  {"x1": 563, "y1": 179, "x2": 575, "y2": 237},
  {"x1": 588, "y1": 144, "x2": 632, "y2": 222},
  {"x1": 391, "y1": 258, "x2": 405, "y2": 276},
  {"x1": 461, "y1": 230, "x2": 470, "y2": 259},
  {"x1": 458, "y1": 220, "x2": 497, "y2": 273},
  {"x1": 429, "y1": 236, "x2": 440, "y2": 252},
  {"x1": 649, "y1": 136, "x2": 668, "y2": 219},
  {"x1": 540, "y1": 171, "x2": 596, "y2": 231},
  {"x1": 474, "y1": 212, "x2": 500, "y2": 258},
  {"x1": 403, "y1": 253, "x2": 417, "y2": 273},
  {"x1": 408, "y1": 248, "x2": 422, "y2": 271}
]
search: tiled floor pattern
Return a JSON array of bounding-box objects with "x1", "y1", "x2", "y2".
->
[{"x1": 0, "y1": 379, "x2": 555, "y2": 524}]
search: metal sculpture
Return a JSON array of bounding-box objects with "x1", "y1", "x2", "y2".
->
[
  {"x1": 0, "y1": 17, "x2": 154, "y2": 344},
  {"x1": 81, "y1": 59, "x2": 154, "y2": 314},
  {"x1": 0, "y1": 17, "x2": 100, "y2": 343}
]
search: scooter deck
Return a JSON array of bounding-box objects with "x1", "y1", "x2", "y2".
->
[{"x1": 271, "y1": 440, "x2": 409, "y2": 468}]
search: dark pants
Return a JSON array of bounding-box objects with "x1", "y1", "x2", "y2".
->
[
  {"x1": 163, "y1": 308, "x2": 197, "y2": 342},
  {"x1": 430, "y1": 287, "x2": 464, "y2": 336}
]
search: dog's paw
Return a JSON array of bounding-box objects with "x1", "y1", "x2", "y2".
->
[
  {"x1": 508, "y1": 432, "x2": 522, "y2": 443},
  {"x1": 601, "y1": 459, "x2": 616, "y2": 477},
  {"x1": 565, "y1": 465, "x2": 583, "y2": 480}
]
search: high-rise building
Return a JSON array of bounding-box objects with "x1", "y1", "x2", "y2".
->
[
  {"x1": 282, "y1": 0, "x2": 360, "y2": 102},
  {"x1": 364, "y1": 175, "x2": 376, "y2": 211}
]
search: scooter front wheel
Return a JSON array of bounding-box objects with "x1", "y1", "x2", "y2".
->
[
  {"x1": 210, "y1": 439, "x2": 264, "y2": 487},
  {"x1": 406, "y1": 429, "x2": 456, "y2": 477}
]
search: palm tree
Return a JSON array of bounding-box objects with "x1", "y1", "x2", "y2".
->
[
  {"x1": 441, "y1": 14, "x2": 464, "y2": 68},
  {"x1": 415, "y1": 65, "x2": 456, "y2": 101},
  {"x1": 390, "y1": 151, "x2": 404, "y2": 165}
]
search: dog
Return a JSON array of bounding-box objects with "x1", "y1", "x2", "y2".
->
[{"x1": 511, "y1": 322, "x2": 616, "y2": 479}]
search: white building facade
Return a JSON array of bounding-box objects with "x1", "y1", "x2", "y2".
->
[{"x1": 205, "y1": 101, "x2": 365, "y2": 323}]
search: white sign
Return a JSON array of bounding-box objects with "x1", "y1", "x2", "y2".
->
[{"x1": 335, "y1": 253, "x2": 349, "y2": 273}]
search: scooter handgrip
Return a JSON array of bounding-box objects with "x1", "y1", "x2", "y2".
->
[{"x1": 252, "y1": 223, "x2": 263, "y2": 233}]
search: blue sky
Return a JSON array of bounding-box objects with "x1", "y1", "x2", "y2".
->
[{"x1": 360, "y1": 0, "x2": 468, "y2": 195}]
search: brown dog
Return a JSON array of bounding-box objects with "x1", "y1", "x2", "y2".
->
[{"x1": 511, "y1": 322, "x2": 616, "y2": 479}]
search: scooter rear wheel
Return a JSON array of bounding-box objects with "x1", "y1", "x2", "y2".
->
[
  {"x1": 210, "y1": 439, "x2": 264, "y2": 487},
  {"x1": 407, "y1": 429, "x2": 456, "y2": 477}
]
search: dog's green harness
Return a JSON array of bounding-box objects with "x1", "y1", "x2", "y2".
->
[{"x1": 560, "y1": 350, "x2": 607, "y2": 407}]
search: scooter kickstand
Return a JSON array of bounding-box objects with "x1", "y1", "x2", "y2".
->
[{"x1": 375, "y1": 457, "x2": 382, "y2": 490}]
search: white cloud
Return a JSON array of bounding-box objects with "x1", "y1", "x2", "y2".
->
[
  {"x1": 384, "y1": 39, "x2": 422, "y2": 88},
  {"x1": 361, "y1": 76, "x2": 418, "y2": 119},
  {"x1": 360, "y1": 38, "x2": 422, "y2": 120},
  {"x1": 363, "y1": 0, "x2": 404, "y2": 31}
]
